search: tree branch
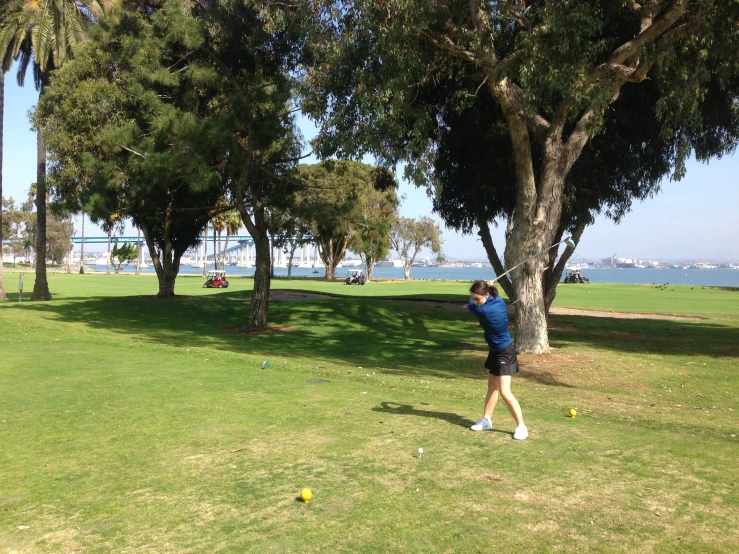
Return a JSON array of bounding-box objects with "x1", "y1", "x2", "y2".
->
[
  {"x1": 566, "y1": 0, "x2": 706, "y2": 167},
  {"x1": 625, "y1": 0, "x2": 643, "y2": 18},
  {"x1": 117, "y1": 144, "x2": 146, "y2": 159},
  {"x1": 468, "y1": 0, "x2": 497, "y2": 64},
  {"x1": 419, "y1": 30, "x2": 478, "y2": 65},
  {"x1": 203, "y1": 47, "x2": 249, "y2": 100},
  {"x1": 488, "y1": 78, "x2": 550, "y2": 141},
  {"x1": 476, "y1": 210, "x2": 514, "y2": 300},
  {"x1": 610, "y1": 0, "x2": 691, "y2": 65},
  {"x1": 260, "y1": 151, "x2": 313, "y2": 166},
  {"x1": 549, "y1": 100, "x2": 571, "y2": 141}
]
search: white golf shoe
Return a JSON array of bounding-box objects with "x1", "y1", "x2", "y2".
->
[
  {"x1": 470, "y1": 417, "x2": 493, "y2": 431},
  {"x1": 513, "y1": 425, "x2": 528, "y2": 440}
]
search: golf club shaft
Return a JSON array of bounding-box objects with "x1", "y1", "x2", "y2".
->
[{"x1": 491, "y1": 238, "x2": 572, "y2": 283}]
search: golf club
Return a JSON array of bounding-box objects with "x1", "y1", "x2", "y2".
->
[{"x1": 490, "y1": 237, "x2": 576, "y2": 283}]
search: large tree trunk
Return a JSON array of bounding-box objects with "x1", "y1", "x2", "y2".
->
[
  {"x1": 247, "y1": 221, "x2": 271, "y2": 331},
  {"x1": 494, "y1": 81, "x2": 567, "y2": 353},
  {"x1": 361, "y1": 253, "x2": 376, "y2": 281},
  {"x1": 31, "y1": 81, "x2": 51, "y2": 301},
  {"x1": 157, "y1": 265, "x2": 178, "y2": 296},
  {"x1": 140, "y1": 222, "x2": 181, "y2": 297},
  {"x1": 400, "y1": 244, "x2": 424, "y2": 281},
  {"x1": 510, "y1": 262, "x2": 549, "y2": 354},
  {"x1": 287, "y1": 241, "x2": 298, "y2": 278},
  {"x1": 0, "y1": 70, "x2": 6, "y2": 301},
  {"x1": 234, "y1": 169, "x2": 272, "y2": 332},
  {"x1": 505, "y1": 205, "x2": 565, "y2": 353},
  {"x1": 318, "y1": 237, "x2": 348, "y2": 281}
]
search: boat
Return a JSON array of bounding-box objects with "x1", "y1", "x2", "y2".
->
[{"x1": 378, "y1": 258, "x2": 404, "y2": 268}]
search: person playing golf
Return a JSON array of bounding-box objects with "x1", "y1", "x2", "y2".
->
[{"x1": 468, "y1": 280, "x2": 528, "y2": 440}]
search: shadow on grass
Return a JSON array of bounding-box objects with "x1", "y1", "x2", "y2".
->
[
  {"x1": 516, "y1": 368, "x2": 576, "y2": 388},
  {"x1": 3, "y1": 290, "x2": 738, "y2": 382},
  {"x1": 548, "y1": 314, "x2": 739, "y2": 359},
  {"x1": 2, "y1": 291, "x2": 479, "y2": 379},
  {"x1": 371, "y1": 401, "x2": 487, "y2": 431}
]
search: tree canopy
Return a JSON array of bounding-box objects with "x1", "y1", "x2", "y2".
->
[
  {"x1": 1, "y1": 0, "x2": 105, "y2": 301},
  {"x1": 297, "y1": 160, "x2": 398, "y2": 281},
  {"x1": 38, "y1": 0, "x2": 230, "y2": 296},
  {"x1": 389, "y1": 216, "x2": 443, "y2": 281},
  {"x1": 39, "y1": 0, "x2": 306, "y2": 316},
  {"x1": 348, "y1": 167, "x2": 398, "y2": 280},
  {"x1": 305, "y1": 0, "x2": 739, "y2": 352}
]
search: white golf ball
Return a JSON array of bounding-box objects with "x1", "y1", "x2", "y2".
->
[{"x1": 418, "y1": 448, "x2": 423, "y2": 454}]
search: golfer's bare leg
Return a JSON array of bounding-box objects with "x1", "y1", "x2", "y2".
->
[
  {"x1": 483, "y1": 373, "x2": 499, "y2": 420},
  {"x1": 498, "y1": 375, "x2": 524, "y2": 427}
]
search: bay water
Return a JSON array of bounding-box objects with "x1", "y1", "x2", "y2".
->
[{"x1": 101, "y1": 263, "x2": 739, "y2": 288}]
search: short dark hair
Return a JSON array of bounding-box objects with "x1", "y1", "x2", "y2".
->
[{"x1": 470, "y1": 280, "x2": 498, "y2": 297}]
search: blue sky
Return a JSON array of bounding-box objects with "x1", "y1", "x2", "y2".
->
[{"x1": 3, "y1": 71, "x2": 738, "y2": 261}]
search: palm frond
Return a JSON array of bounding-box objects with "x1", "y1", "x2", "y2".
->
[
  {"x1": 1, "y1": 0, "x2": 102, "y2": 85},
  {"x1": 16, "y1": 40, "x2": 33, "y2": 86}
]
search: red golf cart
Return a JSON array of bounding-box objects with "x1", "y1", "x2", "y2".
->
[{"x1": 203, "y1": 270, "x2": 229, "y2": 288}]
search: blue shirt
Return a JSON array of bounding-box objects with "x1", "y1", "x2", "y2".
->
[{"x1": 468, "y1": 295, "x2": 512, "y2": 351}]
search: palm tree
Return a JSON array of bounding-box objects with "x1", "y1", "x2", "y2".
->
[
  {"x1": 221, "y1": 210, "x2": 242, "y2": 267},
  {"x1": 0, "y1": 69, "x2": 6, "y2": 300},
  {"x1": 212, "y1": 209, "x2": 241, "y2": 269},
  {"x1": 0, "y1": 0, "x2": 104, "y2": 300},
  {"x1": 101, "y1": 214, "x2": 123, "y2": 276}
]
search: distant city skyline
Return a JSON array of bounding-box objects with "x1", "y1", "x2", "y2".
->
[{"x1": 3, "y1": 68, "x2": 738, "y2": 261}]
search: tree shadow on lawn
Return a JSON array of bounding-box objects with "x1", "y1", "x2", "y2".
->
[
  {"x1": 548, "y1": 314, "x2": 739, "y2": 359},
  {"x1": 2, "y1": 291, "x2": 481, "y2": 379},
  {"x1": 4, "y1": 292, "x2": 738, "y2": 381}
]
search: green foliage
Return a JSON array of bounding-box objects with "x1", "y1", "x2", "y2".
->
[
  {"x1": 298, "y1": 161, "x2": 398, "y2": 277},
  {"x1": 348, "y1": 167, "x2": 398, "y2": 277},
  {"x1": 1, "y1": 197, "x2": 14, "y2": 241},
  {"x1": 36, "y1": 0, "x2": 241, "y2": 291},
  {"x1": 268, "y1": 206, "x2": 312, "y2": 276},
  {"x1": 389, "y1": 215, "x2": 442, "y2": 280},
  {"x1": 45, "y1": 216, "x2": 73, "y2": 265},
  {"x1": 110, "y1": 242, "x2": 138, "y2": 274},
  {"x1": 0, "y1": 0, "x2": 104, "y2": 85},
  {"x1": 305, "y1": 1, "x2": 739, "y2": 349},
  {"x1": 1, "y1": 197, "x2": 31, "y2": 262},
  {"x1": 298, "y1": 161, "x2": 363, "y2": 243}
]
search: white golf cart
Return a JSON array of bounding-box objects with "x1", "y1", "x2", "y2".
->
[{"x1": 344, "y1": 269, "x2": 366, "y2": 285}]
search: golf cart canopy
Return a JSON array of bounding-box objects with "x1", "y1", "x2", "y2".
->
[{"x1": 207, "y1": 270, "x2": 227, "y2": 277}]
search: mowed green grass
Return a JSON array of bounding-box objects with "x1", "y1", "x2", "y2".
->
[{"x1": 1, "y1": 274, "x2": 738, "y2": 553}]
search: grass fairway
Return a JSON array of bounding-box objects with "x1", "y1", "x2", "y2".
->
[{"x1": 1, "y1": 274, "x2": 738, "y2": 553}]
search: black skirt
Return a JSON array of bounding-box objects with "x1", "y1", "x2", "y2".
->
[{"x1": 484, "y1": 343, "x2": 520, "y2": 376}]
